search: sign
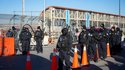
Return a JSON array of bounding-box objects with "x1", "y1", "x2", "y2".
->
[
  {"x1": 66, "y1": 10, "x2": 70, "y2": 27},
  {"x1": 86, "y1": 13, "x2": 90, "y2": 28}
]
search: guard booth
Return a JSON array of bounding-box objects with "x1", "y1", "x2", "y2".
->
[
  {"x1": 0, "y1": 37, "x2": 2, "y2": 56},
  {"x1": 3, "y1": 37, "x2": 15, "y2": 56},
  {"x1": 0, "y1": 30, "x2": 15, "y2": 56}
]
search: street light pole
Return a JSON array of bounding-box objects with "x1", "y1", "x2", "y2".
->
[
  {"x1": 21, "y1": 0, "x2": 25, "y2": 28},
  {"x1": 22, "y1": 0, "x2": 24, "y2": 16},
  {"x1": 44, "y1": 0, "x2": 46, "y2": 28},
  {"x1": 118, "y1": 0, "x2": 121, "y2": 27},
  {"x1": 119, "y1": 0, "x2": 121, "y2": 16}
]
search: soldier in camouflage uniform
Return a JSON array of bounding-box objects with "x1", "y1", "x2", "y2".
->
[
  {"x1": 19, "y1": 27, "x2": 32, "y2": 55},
  {"x1": 6, "y1": 29, "x2": 13, "y2": 37},
  {"x1": 88, "y1": 26, "x2": 98, "y2": 62},
  {"x1": 56, "y1": 28, "x2": 72, "y2": 70},
  {"x1": 98, "y1": 24, "x2": 107, "y2": 60},
  {"x1": 78, "y1": 25, "x2": 89, "y2": 62},
  {"x1": 34, "y1": 26, "x2": 44, "y2": 53}
]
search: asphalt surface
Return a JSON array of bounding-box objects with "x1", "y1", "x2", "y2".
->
[{"x1": 0, "y1": 44, "x2": 125, "y2": 70}]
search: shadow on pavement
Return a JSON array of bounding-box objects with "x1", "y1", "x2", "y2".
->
[
  {"x1": 0, "y1": 54, "x2": 51, "y2": 70},
  {"x1": 112, "y1": 48, "x2": 125, "y2": 62},
  {"x1": 105, "y1": 48, "x2": 125, "y2": 70},
  {"x1": 105, "y1": 60, "x2": 124, "y2": 70},
  {"x1": 30, "y1": 54, "x2": 51, "y2": 70},
  {"x1": 80, "y1": 64, "x2": 102, "y2": 70},
  {"x1": 0, "y1": 55, "x2": 26, "y2": 70}
]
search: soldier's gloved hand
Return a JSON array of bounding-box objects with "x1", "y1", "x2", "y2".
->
[
  {"x1": 33, "y1": 39, "x2": 36, "y2": 42},
  {"x1": 19, "y1": 41, "x2": 22, "y2": 43},
  {"x1": 67, "y1": 51, "x2": 70, "y2": 55},
  {"x1": 56, "y1": 48, "x2": 60, "y2": 52}
]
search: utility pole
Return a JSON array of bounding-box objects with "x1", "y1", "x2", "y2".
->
[
  {"x1": 118, "y1": 0, "x2": 121, "y2": 27},
  {"x1": 13, "y1": 11, "x2": 15, "y2": 26},
  {"x1": 22, "y1": 0, "x2": 24, "y2": 16},
  {"x1": 21, "y1": 0, "x2": 25, "y2": 28},
  {"x1": 119, "y1": 0, "x2": 121, "y2": 16},
  {"x1": 31, "y1": 11, "x2": 32, "y2": 27},
  {"x1": 44, "y1": 0, "x2": 46, "y2": 28}
]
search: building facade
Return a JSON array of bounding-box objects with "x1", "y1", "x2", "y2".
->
[{"x1": 41, "y1": 6, "x2": 125, "y2": 36}]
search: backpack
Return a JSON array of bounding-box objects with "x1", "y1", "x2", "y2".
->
[
  {"x1": 35, "y1": 30, "x2": 44, "y2": 39},
  {"x1": 35, "y1": 31, "x2": 41, "y2": 37}
]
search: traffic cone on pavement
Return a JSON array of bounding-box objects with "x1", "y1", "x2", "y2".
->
[
  {"x1": 93, "y1": 45, "x2": 100, "y2": 62},
  {"x1": 107, "y1": 43, "x2": 111, "y2": 57},
  {"x1": 51, "y1": 48, "x2": 58, "y2": 70},
  {"x1": 81, "y1": 45, "x2": 89, "y2": 66},
  {"x1": 72, "y1": 46, "x2": 80, "y2": 69},
  {"x1": 26, "y1": 51, "x2": 32, "y2": 70}
]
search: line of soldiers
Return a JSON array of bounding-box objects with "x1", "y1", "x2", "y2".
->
[
  {"x1": 6, "y1": 26, "x2": 18, "y2": 38},
  {"x1": 6, "y1": 26, "x2": 18, "y2": 53},
  {"x1": 19, "y1": 26, "x2": 44, "y2": 55},
  {"x1": 6, "y1": 26, "x2": 44, "y2": 55},
  {"x1": 56, "y1": 23, "x2": 123, "y2": 70}
]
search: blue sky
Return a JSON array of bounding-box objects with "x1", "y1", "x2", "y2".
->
[{"x1": 0, "y1": 0, "x2": 125, "y2": 16}]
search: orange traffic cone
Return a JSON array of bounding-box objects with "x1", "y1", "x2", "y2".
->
[
  {"x1": 93, "y1": 45, "x2": 100, "y2": 62},
  {"x1": 72, "y1": 46, "x2": 80, "y2": 69},
  {"x1": 81, "y1": 45, "x2": 89, "y2": 66},
  {"x1": 107, "y1": 43, "x2": 111, "y2": 57},
  {"x1": 96, "y1": 45, "x2": 101, "y2": 61},
  {"x1": 26, "y1": 51, "x2": 32, "y2": 70},
  {"x1": 51, "y1": 48, "x2": 58, "y2": 70}
]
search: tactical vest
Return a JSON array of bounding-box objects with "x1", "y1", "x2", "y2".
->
[
  {"x1": 6, "y1": 31, "x2": 13, "y2": 37},
  {"x1": 58, "y1": 35, "x2": 69, "y2": 51},
  {"x1": 35, "y1": 30, "x2": 44, "y2": 40},
  {"x1": 21, "y1": 31, "x2": 31, "y2": 41},
  {"x1": 79, "y1": 31, "x2": 88, "y2": 44}
]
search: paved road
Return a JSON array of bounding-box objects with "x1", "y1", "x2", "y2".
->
[
  {"x1": 0, "y1": 44, "x2": 125, "y2": 70},
  {"x1": 0, "y1": 44, "x2": 54, "y2": 70}
]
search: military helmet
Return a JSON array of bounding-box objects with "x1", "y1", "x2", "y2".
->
[
  {"x1": 90, "y1": 26, "x2": 95, "y2": 31},
  {"x1": 12, "y1": 26, "x2": 16, "y2": 30},
  {"x1": 116, "y1": 27, "x2": 120, "y2": 31},
  {"x1": 75, "y1": 28, "x2": 79, "y2": 32},
  {"x1": 82, "y1": 25, "x2": 86, "y2": 29},
  {"x1": 61, "y1": 28, "x2": 68, "y2": 35},
  {"x1": 22, "y1": 27, "x2": 28, "y2": 31},
  {"x1": 37, "y1": 26, "x2": 41, "y2": 29},
  {"x1": 111, "y1": 26, "x2": 115, "y2": 29},
  {"x1": 100, "y1": 23, "x2": 104, "y2": 27}
]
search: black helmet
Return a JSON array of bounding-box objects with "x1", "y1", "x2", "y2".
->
[
  {"x1": 116, "y1": 27, "x2": 120, "y2": 31},
  {"x1": 111, "y1": 26, "x2": 115, "y2": 29},
  {"x1": 22, "y1": 27, "x2": 26, "y2": 31},
  {"x1": 25, "y1": 27, "x2": 28, "y2": 30},
  {"x1": 37, "y1": 26, "x2": 41, "y2": 29},
  {"x1": 75, "y1": 28, "x2": 79, "y2": 33},
  {"x1": 61, "y1": 28, "x2": 68, "y2": 35},
  {"x1": 8, "y1": 29, "x2": 11, "y2": 32},
  {"x1": 12, "y1": 26, "x2": 16, "y2": 30},
  {"x1": 100, "y1": 23, "x2": 104, "y2": 28},
  {"x1": 82, "y1": 25, "x2": 86, "y2": 29},
  {"x1": 90, "y1": 26, "x2": 95, "y2": 30}
]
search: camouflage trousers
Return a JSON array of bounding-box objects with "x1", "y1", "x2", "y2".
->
[{"x1": 58, "y1": 50, "x2": 71, "y2": 70}]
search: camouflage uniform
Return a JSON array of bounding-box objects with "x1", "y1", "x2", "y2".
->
[
  {"x1": 34, "y1": 26, "x2": 44, "y2": 53},
  {"x1": 19, "y1": 27, "x2": 32, "y2": 55},
  {"x1": 56, "y1": 28, "x2": 72, "y2": 70}
]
